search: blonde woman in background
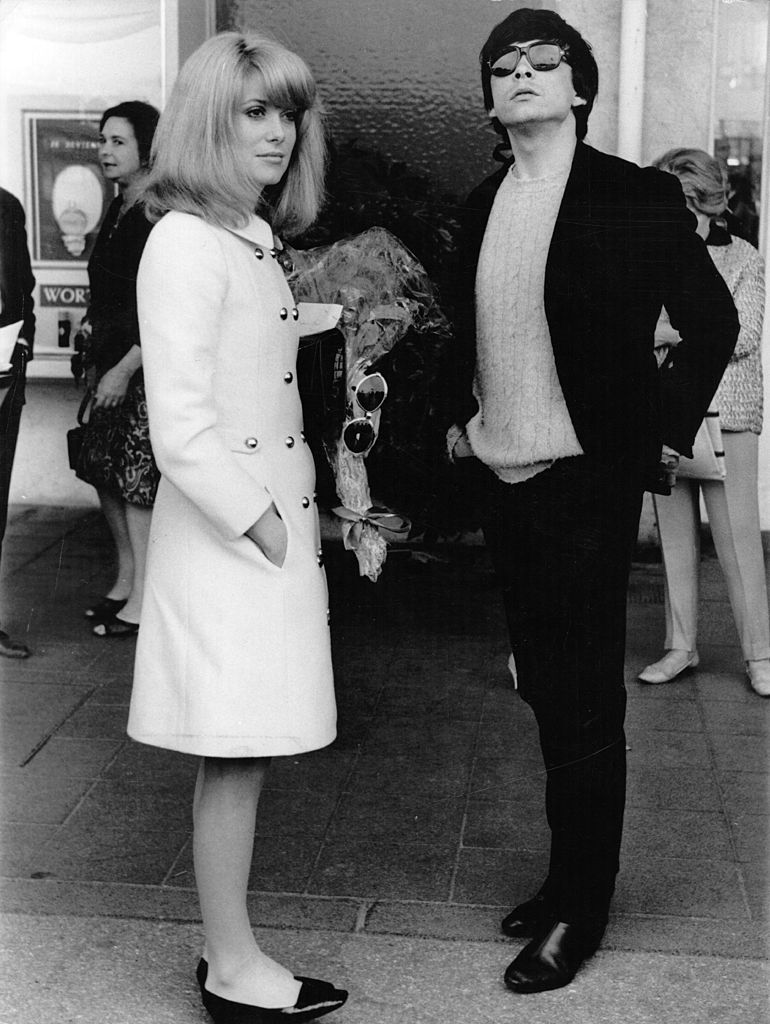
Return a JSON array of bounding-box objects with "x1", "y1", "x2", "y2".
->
[
  {"x1": 127, "y1": 32, "x2": 347, "y2": 1023},
  {"x1": 640, "y1": 148, "x2": 770, "y2": 697}
]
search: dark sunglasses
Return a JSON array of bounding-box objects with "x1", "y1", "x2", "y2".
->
[
  {"x1": 488, "y1": 41, "x2": 569, "y2": 77},
  {"x1": 341, "y1": 371, "x2": 388, "y2": 456}
]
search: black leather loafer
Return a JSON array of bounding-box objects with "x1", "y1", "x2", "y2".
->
[
  {"x1": 504, "y1": 920, "x2": 604, "y2": 994},
  {"x1": 501, "y1": 891, "x2": 555, "y2": 938},
  {"x1": 196, "y1": 958, "x2": 348, "y2": 1023}
]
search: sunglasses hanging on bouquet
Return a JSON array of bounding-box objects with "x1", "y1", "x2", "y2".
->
[{"x1": 341, "y1": 371, "x2": 388, "y2": 457}]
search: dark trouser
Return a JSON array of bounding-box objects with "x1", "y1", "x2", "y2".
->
[
  {"x1": 0, "y1": 360, "x2": 26, "y2": 567},
  {"x1": 479, "y1": 454, "x2": 643, "y2": 926}
]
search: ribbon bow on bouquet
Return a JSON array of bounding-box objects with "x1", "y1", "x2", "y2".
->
[{"x1": 333, "y1": 504, "x2": 411, "y2": 580}]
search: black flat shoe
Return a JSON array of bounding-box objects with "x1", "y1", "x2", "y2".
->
[
  {"x1": 85, "y1": 596, "x2": 128, "y2": 621},
  {"x1": 504, "y1": 920, "x2": 604, "y2": 994},
  {"x1": 196, "y1": 959, "x2": 348, "y2": 1023},
  {"x1": 501, "y1": 890, "x2": 555, "y2": 938},
  {"x1": 0, "y1": 629, "x2": 31, "y2": 659},
  {"x1": 92, "y1": 615, "x2": 139, "y2": 638}
]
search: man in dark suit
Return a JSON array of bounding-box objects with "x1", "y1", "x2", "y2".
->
[
  {"x1": 0, "y1": 187, "x2": 36, "y2": 658},
  {"x1": 448, "y1": 9, "x2": 738, "y2": 994}
]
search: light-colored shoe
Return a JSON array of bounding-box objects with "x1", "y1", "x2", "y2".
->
[
  {"x1": 507, "y1": 652, "x2": 518, "y2": 688},
  {"x1": 746, "y1": 659, "x2": 770, "y2": 698},
  {"x1": 0, "y1": 630, "x2": 31, "y2": 659},
  {"x1": 638, "y1": 649, "x2": 699, "y2": 684}
]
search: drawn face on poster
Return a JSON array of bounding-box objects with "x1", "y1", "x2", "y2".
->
[{"x1": 24, "y1": 113, "x2": 114, "y2": 265}]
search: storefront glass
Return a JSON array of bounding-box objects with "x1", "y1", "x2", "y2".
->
[
  {"x1": 713, "y1": 0, "x2": 768, "y2": 249},
  {"x1": 0, "y1": 0, "x2": 163, "y2": 372}
]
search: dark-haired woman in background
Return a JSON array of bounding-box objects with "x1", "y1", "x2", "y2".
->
[{"x1": 76, "y1": 100, "x2": 160, "y2": 637}]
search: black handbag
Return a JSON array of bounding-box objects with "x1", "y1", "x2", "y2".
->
[{"x1": 67, "y1": 390, "x2": 94, "y2": 471}]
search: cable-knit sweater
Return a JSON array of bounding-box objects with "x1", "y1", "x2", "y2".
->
[
  {"x1": 709, "y1": 235, "x2": 764, "y2": 434},
  {"x1": 466, "y1": 164, "x2": 583, "y2": 483}
]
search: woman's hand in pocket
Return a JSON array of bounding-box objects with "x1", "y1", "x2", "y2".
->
[{"x1": 245, "y1": 504, "x2": 288, "y2": 567}]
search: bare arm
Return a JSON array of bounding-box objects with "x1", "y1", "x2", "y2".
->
[{"x1": 93, "y1": 344, "x2": 142, "y2": 408}]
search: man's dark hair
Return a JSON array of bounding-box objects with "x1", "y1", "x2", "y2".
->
[
  {"x1": 100, "y1": 101, "x2": 160, "y2": 167},
  {"x1": 480, "y1": 8, "x2": 598, "y2": 142}
]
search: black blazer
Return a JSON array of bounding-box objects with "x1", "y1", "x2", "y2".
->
[
  {"x1": 0, "y1": 187, "x2": 36, "y2": 355},
  {"x1": 451, "y1": 142, "x2": 739, "y2": 478}
]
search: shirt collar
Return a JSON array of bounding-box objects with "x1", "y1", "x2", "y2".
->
[{"x1": 227, "y1": 214, "x2": 274, "y2": 249}]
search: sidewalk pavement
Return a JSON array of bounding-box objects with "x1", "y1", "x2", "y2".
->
[{"x1": 0, "y1": 504, "x2": 768, "y2": 1024}]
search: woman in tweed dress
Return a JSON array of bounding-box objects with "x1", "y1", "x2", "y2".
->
[{"x1": 640, "y1": 148, "x2": 770, "y2": 697}]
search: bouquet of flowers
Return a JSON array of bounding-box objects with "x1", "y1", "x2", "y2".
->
[{"x1": 287, "y1": 227, "x2": 454, "y2": 581}]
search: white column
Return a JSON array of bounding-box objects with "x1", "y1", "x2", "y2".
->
[
  {"x1": 160, "y1": 0, "x2": 215, "y2": 103},
  {"x1": 160, "y1": 0, "x2": 179, "y2": 105},
  {"x1": 616, "y1": 0, "x2": 648, "y2": 164}
]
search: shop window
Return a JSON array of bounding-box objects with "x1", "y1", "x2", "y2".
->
[
  {"x1": 0, "y1": 0, "x2": 164, "y2": 372},
  {"x1": 713, "y1": 0, "x2": 768, "y2": 250}
]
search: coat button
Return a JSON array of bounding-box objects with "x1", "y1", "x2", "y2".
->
[
  {"x1": 254, "y1": 248, "x2": 264, "y2": 260},
  {"x1": 244, "y1": 437, "x2": 258, "y2": 449},
  {"x1": 285, "y1": 436, "x2": 295, "y2": 448},
  {"x1": 292, "y1": 307, "x2": 299, "y2": 320},
  {"x1": 317, "y1": 554, "x2": 324, "y2": 567},
  {"x1": 284, "y1": 371, "x2": 293, "y2": 383},
  {"x1": 279, "y1": 307, "x2": 289, "y2": 320},
  {"x1": 300, "y1": 431, "x2": 306, "y2": 442},
  {"x1": 327, "y1": 608, "x2": 331, "y2": 624},
  {"x1": 302, "y1": 497, "x2": 310, "y2": 508},
  {"x1": 269, "y1": 247, "x2": 278, "y2": 258}
]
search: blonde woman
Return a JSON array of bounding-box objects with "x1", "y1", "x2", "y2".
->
[
  {"x1": 127, "y1": 33, "x2": 347, "y2": 1022},
  {"x1": 640, "y1": 148, "x2": 770, "y2": 697}
]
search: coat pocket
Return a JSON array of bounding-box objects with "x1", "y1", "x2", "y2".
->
[
  {"x1": 241, "y1": 486, "x2": 292, "y2": 573},
  {"x1": 221, "y1": 431, "x2": 292, "y2": 572},
  {"x1": 223, "y1": 429, "x2": 262, "y2": 457}
]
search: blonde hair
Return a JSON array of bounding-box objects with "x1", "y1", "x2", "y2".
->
[
  {"x1": 142, "y1": 32, "x2": 325, "y2": 236},
  {"x1": 652, "y1": 147, "x2": 727, "y2": 217}
]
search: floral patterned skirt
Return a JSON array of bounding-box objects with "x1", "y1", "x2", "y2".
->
[{"x1": 75, "y1": 377, "x2": 159, "y2": 507}]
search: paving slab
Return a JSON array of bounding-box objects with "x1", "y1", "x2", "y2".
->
[
  {"x1": 0, "y1": 914, "x2": 767, "y2": 1024},
  {"x1": 1, "y1": 505, "x2": 769, "y2": 1024}
]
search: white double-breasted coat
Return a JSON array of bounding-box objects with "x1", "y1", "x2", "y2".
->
[{"x1": 127, "y1": 211, "x2": 337, "y2": 758}]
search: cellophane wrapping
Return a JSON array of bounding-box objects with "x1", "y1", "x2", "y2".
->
[{"x1": 286, "y1": 227, "x2": 452, "y2": 580}]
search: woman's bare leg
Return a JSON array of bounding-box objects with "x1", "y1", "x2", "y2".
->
[
  {"x1": 121, "y1": 503, "x2": 152, "y2": 623},
  {"x1": 96, "y1": 489, "x2": 133, "y2": 601},
  {"x1": 193, "y1": 756, "x2": 301, "y2": 1008}
]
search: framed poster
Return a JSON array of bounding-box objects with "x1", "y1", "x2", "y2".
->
[{"x1": 23, "y1": 111, "x2": 114, "y2": 267}]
